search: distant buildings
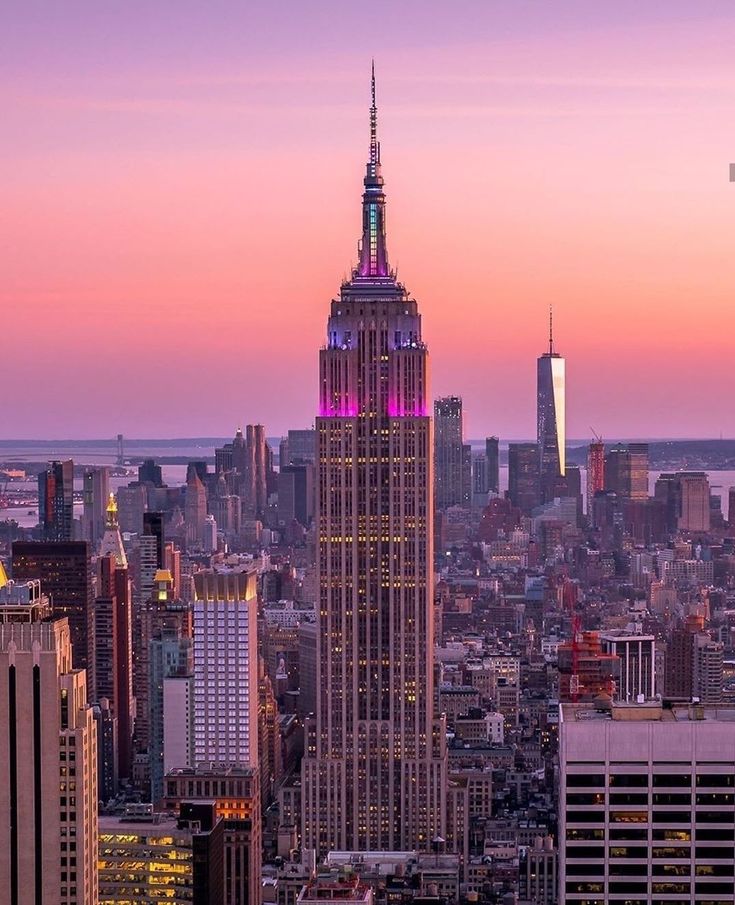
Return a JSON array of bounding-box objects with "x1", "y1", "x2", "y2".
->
[
  {"x1": 605, "y1": 442, "x2": 649, "y2": 501},
  {"x1": 485, "y1": 436, "x2": 500, "y2": 495},
  {"x1": 38, "y1": 459, "x2": 74, "y2": 541},
  {"x1": 537, "y1": 316, "x2": 565, "y2": 502},
  {"x1": 586, "y1": 440, "x2": 605, "y2": 513},
  {"x1": 435, "y1": 396, "x2": 470, "y2": 509},
  {"x1": 81, "y1": 465, "x2": 109, "y2": 546},
  {"x1": 508, "y1": 443, "x2": 540, "y2": 515}
]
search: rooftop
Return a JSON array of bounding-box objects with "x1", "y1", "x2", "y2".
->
[{"x1": 561, "y1": 701, "x2": 735, "y2": 723}]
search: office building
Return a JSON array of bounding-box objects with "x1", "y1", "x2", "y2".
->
[
  {"x1": 138, "y1": 458, "x2": 164, "y2": 487},
  {"x1": 163, "y1": 765, "x2": 261, "y2": 905},
  {"x1": 278, "y1": 463, "x2": 314, "y2": 527},
  {"x1": 12, "y1": 540, "x2": 94, "y2": 696},
  {"x1": 192, "y1": 570, "x2": 258, "y2": 767},
  {"x1": 149, "y1": 570, "x2": 193, "y2": 804},
  {"x1": 519, "y1": 835, "x2": 557, "y2": 905},
  {"x1": 282, "y1": 428, "x2": 317, "y2": 465},
  {"x1": 606, "y1": 443, "x2": 649, "y2": 502},
  {"x1": 94, "y1": 551, "x2": 134, "y2": 782},
  {"x1": 98, "y1": 802, "x2": 224, "y2": 905},
  {"x1": 485, "y1": 436, "x2": 500, "y2": 494},
  {"x1": 302, "y1": 70, "x2": 447, "y2": 855},
  {"x1": 472, "y1": 452, "x2": 488, "y2": 507},
  {"x1": 665, "y1": 614, "x2": 724, "y2": 704},
  {"x1": 0, "y1": 586, "x2": 98, "y2": 905},
  {"x1": 435, "y1": 396, "x2": 469, "y2": 509},
  {"x1": 586, "y1": 440, "x2": 605, "y2": 515},
  {"x1": 537, "y1": 314, "x2": 565, "y2": 502},
  {"x1": 560, "y1": 700, "x2": 735, "y2": 904},
  {"x1": 81, "y1": 466, "x2": 109, "y2": 546},
  {"x1": 508, "y1": 443, "x2": 540, "y2": 515},
  {"x1": 677, "y1": 471, "x2": 711, "y2": 532},
  {"x1": 185, "y1": 470, "x2": 208, "y2": 550},
  {"x1": 38, "y1": 459, "x2": 74, "y2": 541},
  {"x1": 116, "y1": 483, "x2": 147, "y2": 535}
]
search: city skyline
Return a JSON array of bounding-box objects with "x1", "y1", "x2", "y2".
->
[{"x1": 4, "y1": 1, "x2": 735, "y2": 439}]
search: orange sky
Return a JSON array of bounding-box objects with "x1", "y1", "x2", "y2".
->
[{"x1": 2, "y1": 2, "x2": 735, "y2": 439}]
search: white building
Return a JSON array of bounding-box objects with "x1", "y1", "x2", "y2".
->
[
  {"x1": 193, "y1": 570, "x2": 258, "y2": 766},
  {"x1": 163, "y1": 675, "x2": 193, "y2": 774},
  {"x1": 560, "y1": 700, "x2": 735, "y2": 904}
]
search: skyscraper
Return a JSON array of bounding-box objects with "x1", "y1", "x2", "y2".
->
[
  {"x1": 192, "y1": 570, "x2": 258, "y2": 767},
  {"x1": 0, "y1": 582, "x2": 98, "y2": 905},
  {"x1": 38, "y1": 459, "x2": 74, "y2": 541},
  {"x1": 434, "y1": 396, "x2": 468, "y2": 509},
  {"x1": 537, "y1": 311, "x2": 565, "y2": 501},
  {"x1": 302, "y1": 68, "x2": 447, "y2": 855},
  {"x1": 605, "y1": 442, "x2": 649, "y2": 501},
  {"x1": 508, "y1": 442, "x2": 540, "y2": 515},
  {"x1": 81, "y1": 466, "x2": 109, "y2": 546},
  {"x1": 95, "y1": 550, "x2": 134, "y2": 783},
  {"x1": 485, "y1": 436, "x2": 500, "y2": 495},
  {"x1": 12, "y1": 540, "x2": 95, "y2": 698},
  {"x1": 586, "y1": 439, "x2": 605, "y2": 514}
]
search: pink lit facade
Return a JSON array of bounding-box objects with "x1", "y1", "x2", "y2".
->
[{"x1": 302, "y1": 70, "x2": 447, "y2": 855}]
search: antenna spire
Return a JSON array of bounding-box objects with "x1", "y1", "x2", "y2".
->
[
  {"x1": 370, "y1": 59, "x2": 379, "y2": 167},
  {"x1": 549, "y1": 305, "x2": 554, "y2": 355}
]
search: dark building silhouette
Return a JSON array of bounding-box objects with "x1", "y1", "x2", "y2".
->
[
  {"x1": 38, "y1": 459, "x2": 74, "y2": 541},
  {"x1": 138, "y1": 458, "x2": 164, "y2": 487},
  {"x1": 435, "y1": 396, "x2": 469, "y2": 509},
  {"x1": 12, "y1": 540, "x2": 94, "y2": 696},
  {"x1": 485, "y1": 436, "x2": 500, "y2": 494},
  {"x1": 508, "y1": 443, "x2": 540, "y2": 515}
]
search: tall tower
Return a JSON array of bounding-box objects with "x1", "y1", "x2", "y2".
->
[
  {"x1": 537, "y1": 309, "x2": 565, "y2": 501},
  {"x1": 0, "y1": 584, "x2": 98, "y2": 905},
  {"x1": 302, "y1": 67, "x2": 447, "y2": 856},
  {"x1": 434, "y1": 396, "x2": 468, "y2": 509}
]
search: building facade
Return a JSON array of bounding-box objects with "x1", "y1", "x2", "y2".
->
[
  {"x1": 301, "y1": 70, "x2": 447, "y2": 855},
  {"x1": 0, "y1": 590, "x2": 98, "y2": 905},
  {"x1": 192, "y1": 570, "x2": 258, "y2": 767}
]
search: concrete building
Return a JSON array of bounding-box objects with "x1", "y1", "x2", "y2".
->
[
  {"x1": 677, "y1": 471, "x2": 711, "y2": 532},
  {"x1": 163, "y1": 765, "x2": 261, "y2": 905},
  {"x1": 508, "y1": 443, "x2": 540, "y2": 515},
  {"x1": 81, "y1": 466, "x2": 109, "y2": 547},
  {"x1": 98, "y1": 803, "x2": 223, "y2": 905},
  {"x1": 560, "y1": 700, "x2": 735, "y2": 904},
  {"x1": 192, "y1": 570, "x2": 258, "y2": 766},
  {"x1": 520, "y1": 835, "x2": 557, "y2": 905},
  {"x1": 435, "y1": 396, "x2": 469, "y2": 509},
  {"x1": 0, "y1": 585, "x2": 98, "y2": 905}
]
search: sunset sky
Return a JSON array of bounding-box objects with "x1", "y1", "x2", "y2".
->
[{"x1": 3, "y1": 1, "x2": 735, "y2": 439}]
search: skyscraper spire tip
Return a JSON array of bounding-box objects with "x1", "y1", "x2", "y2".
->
[{"x1": 549, "y1": 305, "x2": 554, "y2": 355}]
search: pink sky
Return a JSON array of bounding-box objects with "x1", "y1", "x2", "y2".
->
[{"x1": 2, "y1": 1, "x2": 735, "y2": 439}]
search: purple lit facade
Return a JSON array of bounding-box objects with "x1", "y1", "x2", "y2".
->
[{"x1": 303, "y1": 69, "x2": 447, "y2": 855}]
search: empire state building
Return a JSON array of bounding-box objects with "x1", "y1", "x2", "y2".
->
[{"x1": 301, "y1": 69, "x2": 447, "y2": 855}]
